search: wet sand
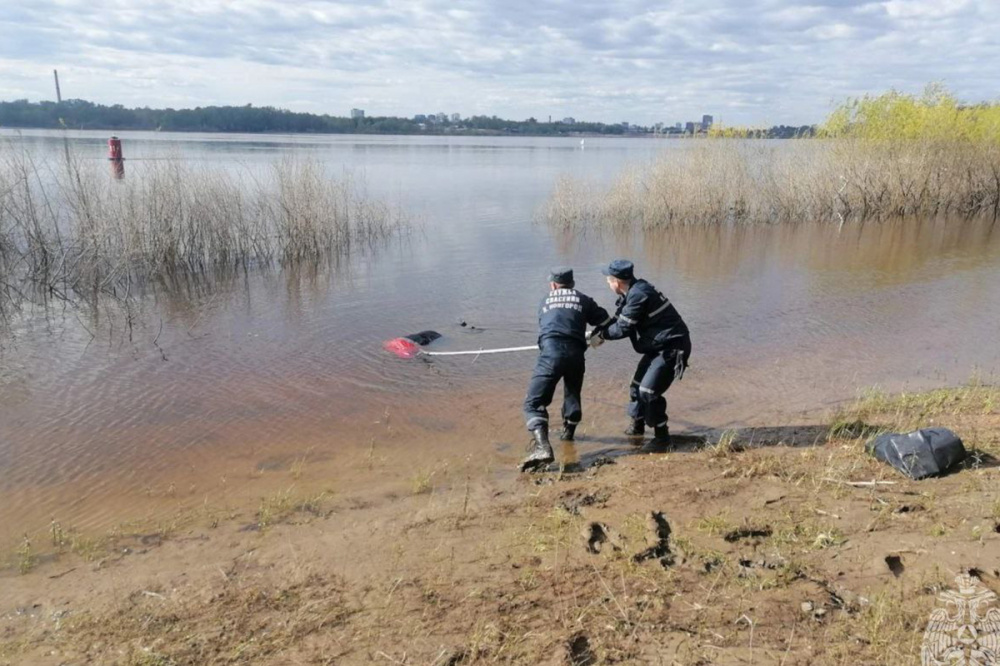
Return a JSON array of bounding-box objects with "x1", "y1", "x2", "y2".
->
[{"x1": 2, "y1": 385, "x2": 998, "y2": 665}]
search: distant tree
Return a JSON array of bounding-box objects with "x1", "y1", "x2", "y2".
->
[{"x1": 820, "y1": 85, "x2": 1000, "y2": 143}]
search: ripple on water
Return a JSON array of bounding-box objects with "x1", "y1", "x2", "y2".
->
[{"x1": 2, "y1": 137, "x2": 1000, "y2": 548}]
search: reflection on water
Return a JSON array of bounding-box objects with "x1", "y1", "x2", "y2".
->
[
  {"x1": 1, "y1": 130, "x2": 999, "y2": 551},
  {"x1": 598, "y1": 217, "x2": 1000, "y2": 287}
]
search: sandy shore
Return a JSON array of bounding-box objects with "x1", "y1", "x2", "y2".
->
[{"x1": 2, "y1": 385, "x2": 999, "y2": 665}]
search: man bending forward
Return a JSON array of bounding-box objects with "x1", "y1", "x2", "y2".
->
[{"x1": 521, "y1": 267, "x2": 611, "y2": 472}]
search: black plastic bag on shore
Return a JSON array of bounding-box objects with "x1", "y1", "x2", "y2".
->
[{"x1": 867, "y1": 428, "x2": 966, "y2": 480}]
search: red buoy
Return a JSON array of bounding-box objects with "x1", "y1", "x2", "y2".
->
[
  {"x1": 108, "y1": 136, "x2": 125, "y2": 179},
  {"x1": 108, "y1": 136, "x2": 123, "y2": 160}
]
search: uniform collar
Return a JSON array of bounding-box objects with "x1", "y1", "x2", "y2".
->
[{"x1": 614, "y1": 280, "x2": 637, "y2": 304}]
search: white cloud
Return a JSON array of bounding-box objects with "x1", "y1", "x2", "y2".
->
[
  {"x1": 883, "y1": 0, "x2": 971, "y2": 19},
  {"x1": 807, "y1": 22, "x2": 856, "y2": 40},
  {"x1": 0, "y1": 0, "x2": 997, "y2": 125}
]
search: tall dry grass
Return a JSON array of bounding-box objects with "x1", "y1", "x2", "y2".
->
[
  {"x1": 543, "y1": 138, "x2": 1000, "y2": 230},
  {"x1": 0, "y1": 152, "x2": 407, "y2": 314},
  {"x1": 547, "y1": 87, "x2": 1000, "y2": 230}
]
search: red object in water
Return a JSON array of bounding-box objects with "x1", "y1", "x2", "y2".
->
[
  {"x1": 383, "y1": 338, "x2": 421, "y2": 359},
  {"x1": 108, "y1": 136, "x2": 123, "y2": 160}
]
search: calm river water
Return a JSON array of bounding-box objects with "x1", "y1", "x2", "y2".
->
[{"x1": 1, "y1": 129, "x2": 999, "y2": 550}]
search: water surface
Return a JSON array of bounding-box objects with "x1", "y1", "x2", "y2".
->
[{"x1": 1, "y1": 129, "x2": 999, "y2": 550}]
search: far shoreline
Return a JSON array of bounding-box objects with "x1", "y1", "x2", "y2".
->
[{"x1": 1, "y1": 126, "x2": 714, "y2": 139}]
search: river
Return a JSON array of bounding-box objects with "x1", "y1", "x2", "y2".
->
[{"x1": 1, "y1": 129, "x2": 998, "y2": 551}]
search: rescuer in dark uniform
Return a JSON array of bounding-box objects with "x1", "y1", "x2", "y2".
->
[
  {"x1": 591, "y1": 260, "x2": 691, "y2": 453},
  {"x1": 521, "y1": 267, "x2": 612, "y2": 472}
]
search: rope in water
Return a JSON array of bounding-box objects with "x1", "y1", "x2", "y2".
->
[{"x1": 421, "y1": 345, "x2": 538, "y2": 356}]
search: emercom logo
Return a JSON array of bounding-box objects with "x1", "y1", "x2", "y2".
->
[{"x1": 922, "y1": 573, "x2": 1000, "y2": 665}]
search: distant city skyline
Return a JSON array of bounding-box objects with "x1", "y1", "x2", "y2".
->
[
  {"x1": 402, "y1": 108, "x2": 720, "y2": 135},
  {"x1": 1, "y1": 1, "x2": 998, "y2": 126},
  {"x1": 387, "y1": 109, "x2": 718, "y2": 133}
]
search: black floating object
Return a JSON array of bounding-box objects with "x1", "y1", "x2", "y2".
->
[{"x1": 403, "y1": 330, "x2": 442, "y2": 346}]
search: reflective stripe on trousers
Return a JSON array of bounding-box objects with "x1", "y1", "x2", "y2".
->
[
  {"x1": 523, "y1": 342, "x2": 586, "y2": 431},
  {"x1": 626, "y1": 347, "x2": 686, "y2": 427}
]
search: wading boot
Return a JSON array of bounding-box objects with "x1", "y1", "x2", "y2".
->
[
  {"x1": 624, "y1": 419, "x2": 645, "y2": 443},
  {"x1": 559, "y1": 422, "x2": 577, "y2": 442},
  {"x1": 520, "y1": 424, "x2": 555, "y2": 472},
  {"x1": 640, "y1": 425, "x2": 672, "y2": 454}
]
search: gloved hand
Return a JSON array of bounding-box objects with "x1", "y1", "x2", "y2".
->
[{"x1": 586, "y1": 328, "x2": 605, "y2": 349}]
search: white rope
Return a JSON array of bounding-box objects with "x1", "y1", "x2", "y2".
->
[{"x1": 421, "y1": 345, "x2": 538, "y2": 356}]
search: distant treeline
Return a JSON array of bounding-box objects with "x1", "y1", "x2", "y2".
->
[
  {"x1": 0, "y1": 99, "x2": 633, "y2": 136},
  {"x1": 0, "y1": 98, "x2": 816, "y2": 138}
]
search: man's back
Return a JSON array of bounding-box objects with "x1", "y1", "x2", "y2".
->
[{"x1": 538, "y1": 288, "x2": 610, "y2": 347}]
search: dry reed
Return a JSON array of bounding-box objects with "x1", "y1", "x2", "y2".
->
[
  {"x1": 543, "y1": 139, "x2": 1000, "y2": 229},
  {"x1": 0, "y1": 151, "x2": 407, "y2": 314}
]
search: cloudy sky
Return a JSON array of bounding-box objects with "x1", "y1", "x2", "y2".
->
[{"x1": 0, "y1": 0, "x2": 997, "y2": 125}]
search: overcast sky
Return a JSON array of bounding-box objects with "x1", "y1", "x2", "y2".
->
[{"x1": 1, "y1": 0, "x2": 997, "y2": 126}]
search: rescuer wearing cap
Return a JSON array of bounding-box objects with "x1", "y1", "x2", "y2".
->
[
  {"x1": 521, "y1": 267, "x2": 612, "y2": 472},
  {"x1": 590, "y1": 259, "x2": 692, "y2": 452}
]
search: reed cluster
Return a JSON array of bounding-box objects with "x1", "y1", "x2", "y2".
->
[
  {"x1": 544, "y1": 87, "x2": 1000, "y2": 230},
  {"x1": 0, "y1": 153, "x2": 407, "y2": 313}
]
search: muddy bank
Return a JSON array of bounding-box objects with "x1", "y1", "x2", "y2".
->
[{"x1": 2, "y1": 386, "x2": 999, "y2": 665}]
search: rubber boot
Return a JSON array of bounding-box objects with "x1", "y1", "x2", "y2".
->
[
  {"x1": 520, "y1": 424, "x2": 555, "y2": 472},
  {"x1": 624, "y1": 419, "x2": 645, "y2": 442},
  {"x1": 641, "y1": 425, "x2": 672, "y2": 453},
  {"x1": 559, "y1": 422, "x2": 577, "y2": 442}
]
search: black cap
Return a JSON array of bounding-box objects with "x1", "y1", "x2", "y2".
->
[
  {"x1": 601, "y1": 259, "x2": 634, "y2": 280},
  {"x1": 549, "y1": 266, "x2": 574, "y2": 285}
]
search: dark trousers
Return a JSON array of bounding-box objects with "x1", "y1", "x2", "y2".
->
[
  {"x1": 523, "y1": 341, "x2": 585, "y2": 431},
  {"x1": 627, "y1": 344, "x2": 690, "y2": 428}
]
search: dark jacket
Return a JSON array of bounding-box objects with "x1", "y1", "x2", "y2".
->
[
  {"x1": 603, "y1": 279, "x2": 690, "y2": 354},
  {"x1": 538, "y1": 288, "x2": 612, "y2": 349}
]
